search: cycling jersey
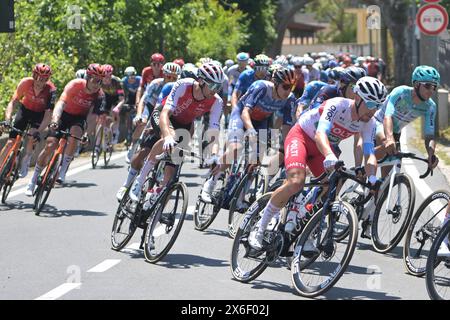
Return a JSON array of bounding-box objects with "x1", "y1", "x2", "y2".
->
[
  {"x1": 227, "y1": 65, "x2": 251, "y2": 99},
  {"x1": 122, "y1": 75, "x2": 141, "y2": 105},
  {"x1": 140, "y1": 66, "x2": 163, "y2": 89},
  {"x1": 59, "y1": 79, "x2": 105, "y2": 117},
  {"x1": 308, "y1": 84, "x2": 342, "y2": 111},
  {"x1": 302, "y1": 66, "x2": 321, "y2": 83},
  {"x1": 11, "y1": 77, "x2": 56, "y2": 113},
  {"x1": 285, "y1": 97, "x2": 376, "y2": 174},
  {"x1": 102, "y1": 76, "x2": 124, "y2": 111},
  {"x1": 234, "y1": 69, "x2": 269, "y2": 97},
  {"x1": 163, "y1": 78, "x2": 222, "y2": 130},
  {"x1": 297, "y1": 80, "x2": 328, "y2": 107},
  {"x1": 142, "y1": 78, "x2": 165, "y2": 108},
  {"x1": 374, "y1": 85, "x2": 436, "y2": 137}
]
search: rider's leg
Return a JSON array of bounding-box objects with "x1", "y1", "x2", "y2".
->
[
  {"x1": 26, "y1": 136, "x2": 58, "y2": 194},
  {"x1": 58, "y1": 125, "x2": 83, "y2": 182},
  {"x1": 19, "y1": 128, "x2": 40, "y2": 177}
]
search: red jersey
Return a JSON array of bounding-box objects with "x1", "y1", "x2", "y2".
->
[
  {"x1": 12, "y1": 77, "x2": 56, "y2": 113},
  {"x1": 59, "y1": 79, "x2": 105, "y2": 117},
  {"x1": 139, "y1": 66, "x2": 163, "y2": 89}
]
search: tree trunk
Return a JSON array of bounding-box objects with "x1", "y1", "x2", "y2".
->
[{"x1": 267, "y1": 0, "x2": 311, "y2": 57}]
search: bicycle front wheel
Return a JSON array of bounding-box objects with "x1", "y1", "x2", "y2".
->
[
  {"x1": 144, "y1": 182, "x2": 188, "y2": 263},
  {"x1": 404, "y1": 190, "x2": 449, "y2": 277},
  {"x1": 91, "y1": 125, "x2": 102, "y2": 169},
  {"x1": 1, "y1": 151, "x2": 18, "y2": 204},
  {"x1": 426, "y1": 221, "x2": 450, "y2": 300},
  {"x1": 291, "y1": 201, "x2": 358, "y2": 297},
  {"x1": 194, "y1": 174, "x2": 225, "y2": 231},
  {"x1": 34, "y1": 155, "x2": 61, "y2": 215},
  {"x1": 372, "y1": 173, "x2": 415, "y2": 253}
]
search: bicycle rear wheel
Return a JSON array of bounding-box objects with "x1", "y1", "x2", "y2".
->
[
  {"x1": 372, "y1": 173, "x2": 415, "y2": 253},
  {"x1": 103, "y1": 133, "x2": 113, "y2": 168},
  {"x1": 194, "y1": 174, "x2": 225, "y2": 231},
  {"x1": 426, "y1": 221, "x2": 450, "y2": 300},
  {"x1": 91, "y1": 125, "x2": 102, "y2": 169},
  {"x1": 34, "y1": 155, "x2": 61, "y2": 215},
  {"x1": 291, "y1": 201, "x2": 358, "y2": 297},
  {"x1": 230, "y1": 192, "x2": 273, "y2": 283},
  {"x1": 144, "y1": 182, "x2": 188, "y2": 263},
  {"x1": 404, "y1": 190, "x2": 449, "y2": 277},
  {"x1": 1, "y1": 152, "x2": 19, "y2": 204}
]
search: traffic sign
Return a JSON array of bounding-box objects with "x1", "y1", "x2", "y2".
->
[
  {"x1": 416, "y1": 4, "x2": 449, "y2": 35},
  {"x1": 424, "y1": 0, "x2": 442, "y2": 3}
]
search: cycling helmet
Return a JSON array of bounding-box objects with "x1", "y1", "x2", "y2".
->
[
  {"x1": 274, "y1": 55, "x2": 289, "y2": 68},
  {"x1": 340, "y1": 66, "x2": 366, "y2": 84},
  {"x1": 151, "y1": 53, "x2": 165, "y2": 63},
  {"x1": 254, "y1": 54, "x2": 270, "y2": 67},
  {"x1": 303, "y1": 57, "x2": 314, "y2": 66},
  {"x1": 181, "y1": 63, "x2": 198, "y2": 79},
  {"x1": 268, "y1": 63, "x2": 283, "y2": 74},
  {"x1": 272, "y1": 67, "x2": 296, "y2": 86},
  {"x1": 236, "y1": 52, "x2": 250, "y2": 62},
  {"x1": 328, "y1": 67, "x2": 345, "y2": 81},
  {"x1": 75, "y1": 69, "x2": 86, "y2": 79},
  {"x1": 197, "y1": 62, "x2": 224, "y2": 84},
  {"x1": 412, "y1": 65, "x2": 440, "y2": 85},
  {"x1": 103, "y1": 64, "x2": 114, "y2": 77},
  {"x1": 224, "y1": 59, "x2": 234, "y2": 68},
  {"x1": 33, "y1": 63, "x2": 52, "y2": 78},
  {"x1": 86, "y1": 63, "x2": 105, "y2": 78},
  {"x1": 354, "y1": 76, "x2": 387, "y2": 109},
  {"x1": 291, "y1": 56, "x2": 303, "y2": 66},
  {"x1": 173, "y1": 58, "x2": 185, "y2": 68},
  {"x1": 124, "y1": 66, "x2": 137, "y2": 76},
  {"x1": 248, "y1": 58, "x2": 255, "y2": 68},
  {"x1": 199, "y1": 57, "x2": 213, "y2": 65},
  {"x1": 162, "y1": 62, "x2": 181, "y2": 76},
  {"x1": 356, "y1": 56, "x2": 365, "y2": 64},
  {"x1": 211, "y1": 60, "x2": 223, "y2": 68},
  {"x1": 328, "y1": 60, "x2": 338, "y2": 69}
]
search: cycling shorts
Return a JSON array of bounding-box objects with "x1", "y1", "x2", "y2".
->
[
  {"x1": 10, "y1": 104, "x2": 45, "y2": 139},
  {"x1": 47, "y1": 111, "x2": 86, "y2": 139},
  {"x1": 227, "y1": 106, "x2": 269, "y2": 144}
]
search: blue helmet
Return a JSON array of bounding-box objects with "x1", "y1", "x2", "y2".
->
[
  {"x1": 328, "y1": 60, "x2": 338, "y2": 69},
  {"x1": 412, "y1": 65, "x2": 440, "y2": 85},
  {"x1": 340, "y1": 66, "x2": 366, "y2": 84},
  {"x1": 236, "y1": 52, "x2": 250, "y2": 62},
  {"x1": 328, "y1": 67, "x2": 345, "y2": 81}
]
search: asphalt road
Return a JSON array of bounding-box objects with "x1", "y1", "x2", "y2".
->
[{"x1": 0, "y1": 125, "x2": 448, "y2": 301}]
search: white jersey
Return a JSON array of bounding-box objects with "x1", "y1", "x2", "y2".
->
[
  {"x1": 226, "y1": 64, "x2": 251, "y2": 86},
  {"x1": 298, "y1": 97, "x2": 376, "y2": 154}
]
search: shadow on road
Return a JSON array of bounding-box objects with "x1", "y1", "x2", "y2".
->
[
  {"x1": 180, "y1": 173, "x2": 202, "y2": 178},
  {"x1": 356, "y1": 241, "x2": 404, "y2": 260},
  {"x1": 319, "y1": 286, "x2": 402, "y2": 300},
  {"x1": 185, "y1": 182, "x2": 201, "y2": 188},
  {"x1": 95, "y1": 164, "x2": 125, "y2": 170},
  {"x1": 60, "y1": 182, "x2": 98, "y2": 189},
  {"x1": 153, "y1": 253, "x2": 229, "y2": 269},
  {"x1": 200, "y1": 228, "x2": 230, "y2": 238},
  {"x1": 247, "y1": 279, "x2": 293, "y2": 295}
]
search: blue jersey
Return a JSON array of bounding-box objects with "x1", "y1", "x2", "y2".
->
[
  {"x1": 308, "y1": 84, "x2": 342, "y2": 110},
  {"x1": 237, "y1": 80, "x2": 296, "y2": 126},
  {"x1": 157, "y1": 82, "x2": 175, "y2": 105},
  {"x1": 374, "y1": 85, "x2": 436, "y2": 137},
  {"x1": 319, "y1": 70, "x2": 328, "y2": 83},
  {"x1": 296, "y1": 81, "x2": 328, "y2": 107},
  {"x1": 234, "y1": 69, "x2": 257, "y2": 96},
  {"x1": 122, "y1": 76, "x2": 141, "y2": 94}
]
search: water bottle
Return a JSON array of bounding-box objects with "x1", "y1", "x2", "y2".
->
[
  {"x1": 143, "y1": 187, "x2": 162, "y2": 210},
  {"x1": 285, "y1": 188, "x2": 309, "y2": 234}
]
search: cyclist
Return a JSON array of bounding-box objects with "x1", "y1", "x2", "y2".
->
[
  {"x1": 302, "y1": 56, "x2": 320, "y2": 83},
  {"x1": 223, "y1": 59, "x2": 235, "y2": 74},
  {"x1": 136, "y1": 53, "x2": 165, "y2": 105},
  {"x1": 101, "y1": 64, "x2": 124, "y2": 145},
  {"x1": 123, "y1": 62, "x2": 181, "y2": 164},
  {"x1": 371, "y1": 65, "x2": 440, "y2": 174},
  {"x1": 122, "y1": 66, "x2": 141, "y2": 109},
  {"x1": 120, "y1": 62, "x2": 224, "y2": 202},
  {"x1": 173, "y1": 58, "x2": 185, "y2": 69},
  {"x1": 248, "y1": 77, "x2": 387, "y2": 250},
  {"x1": 200, "y1": 67, "x2": 297, "y2": 203},
  {"x1": 25, "y1": 64, "x2": 106, "y2": 195},
  {"x1": 0, "y1": 64, "x2": 56, "y2": 178},
  {"x1": 291, "y1": 56, "x2": 305, "y2": 98}
]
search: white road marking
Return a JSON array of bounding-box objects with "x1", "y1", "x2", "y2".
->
[
  {"x1": 187, "y1": 205, "x2": 195, "y2": 216},
  {"x1": 87, "y1": 259, "x2": 121, "y2": 273},
  {"x1": 35, "y1": 283, "x2": 81, "y2": 300},
  {"x1": 8, "y1": 152, "x2": 126, "y2": 199},
  {"x1": 121, "y1": 242, "x2": 142, "y2": 254}
]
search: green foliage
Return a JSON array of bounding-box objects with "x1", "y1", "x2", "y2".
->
[{"x1": 0, "y1": 0, "x2": 248, "y2": 120}]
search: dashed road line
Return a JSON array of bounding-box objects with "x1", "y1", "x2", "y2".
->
[
  {"x1": 87, "y1": 259, "x2": 121, "y2": 273},
  {"x1": 35, "y1": 283, "x2": 81, "y2": 300}
]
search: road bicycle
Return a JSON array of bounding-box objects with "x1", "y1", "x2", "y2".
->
[
  {"x1": 91, "y1": 116, "x2": 113, "y2": 169},
  {"x1": 33, "y1": 129, "x2": 87, "y2": 215}
]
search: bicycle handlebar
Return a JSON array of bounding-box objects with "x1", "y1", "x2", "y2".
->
[
  {"x1": 378, "y1": 151, "x2": 434, "y2": 178},
  {"x1": 0, "y1": 121, "x2": 40, "y2": 140}
]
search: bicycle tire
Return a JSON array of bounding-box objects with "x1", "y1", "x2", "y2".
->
[
  {"x1": 372, "y1": 173, "x2": 415, "y2": 253},
  {"x1": 404, "y1": 190, "x2": 450, "y2": 277},
  {"x1": 291, "y1": 201, "x2": 358, "y2": 297},
  {"x1": 230, "y1": 192, "x2": 273, "y2": 283},
  {"x1": 34, "y1": 155, "x2": 61, "y2": 215},
  {"x1": 194, "y1": 175, "x2": 225, "y2": 231},
  {"x1": 111, "y1": 187, "x2": 142, "y2": 251},
  {"x1": 425, "y1": 220, "x2": 450, "y2": 300},
  {"x1": 91, "y1": 125, "x2": 102, "y2": 169},
  {"x1": 144, "y1": 182, "x2": 188, "y2": 263},
  {"x1": 1, "y1": 152, "x2": 19, "y2": 204}
]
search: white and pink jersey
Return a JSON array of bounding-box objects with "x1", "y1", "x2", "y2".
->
[
  {"x1": 163, "y1": 78, "x2": 223, "y2": 129},
  {"x1": 298, "y1": 97, "x2": 376, "y2": 154}
]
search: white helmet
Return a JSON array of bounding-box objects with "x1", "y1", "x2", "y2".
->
[
  {"x1": 354, "y1": 76, "x2": 387, "y2": 109},
  {"x1": 162, "y1": 62, "x2": 181, "y2": 76},
  {"x1": 291, "y1": 56, "x2": 304, "y2": 66},
  {"x1": 75, "y1": 69, "x2": 86, "y2": 79},
  {"x1": 197, "y1": 62, "x2": 224, "y2": 84},
  {"x1": 224, "y1": 59, "x2": 234, "y2": 68},
  {"x1": 274, "y1": 56, "x2": 288, "y2": 67},
  {"x1": 124, "y1": 66, "x2": 137, "y2": 76},
  {"x1": 303, "y1": 57, "x2": 314, "y2": 66}
]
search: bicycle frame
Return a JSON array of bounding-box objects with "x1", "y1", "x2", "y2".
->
[{"x1": 0, "y1": 134, "x2": 23, "y2": 176}]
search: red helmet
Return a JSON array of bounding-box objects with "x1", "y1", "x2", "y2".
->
[
  {"x1": 33, "y1": 63, "x2": 52, "y2": 78},
  {"x1": 103, "y1": 64, "x2": 113, "y2": 76},
  {"x1": 86, "y1": 63, "x2": 105, "y2": 78},
  {"x1": 151, "y1": 53, "x2": 165, "y2": 63},
  {"x1": 173, "y1": 58, "x2": 185, "y2": 68}
]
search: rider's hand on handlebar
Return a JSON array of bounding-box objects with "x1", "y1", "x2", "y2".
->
[
  {"x1": 428, "y1": 154, "x2": 439, "y2": 170},
  {"x1": 49, "y1": 122, "x2": 59, "y2": 130},
  {"x1": 163, "y1": 135, "x2": 177, "y2": 153},
  {"x1": 384, "y1": 138, "x2": 397, "y2": 155},
  {"x1": 323, "y1": 153, "x2": 338, "y2": 172},
  {"x1": 80, "y1": 133, "x2": 89, "y2": 145}
]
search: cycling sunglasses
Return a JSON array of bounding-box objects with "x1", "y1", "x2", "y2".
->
[
  {"x1": 279, "y1": 83, "x2": 293, "y2": 91},
  {"x1": 254, "y1": 66, "x2": 268, "y2": 72},
  {"x1": 88, "y1": 76, "x2": 103, "y2": 85},
  {"x1": 204, "y1": 80, "x2": 222, "y2": 92},
  {"x1": 33, "y1": 74, "x2": 50, "y2": 82},
  {"x1": 420, "y1": 82, "x2": 437, "y2": 91},
  {"x1": 364, "y1": 100, "x2": 381, "y2": 110}
]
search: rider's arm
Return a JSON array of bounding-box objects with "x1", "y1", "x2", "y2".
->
[
  {"x1": 160, "y1": 81, "x2": 184, "y2": 139},
  {"x1": 241, "y1": 107, "x2": 254, "y2": 131},
  {"x1": 206, "y1": 98, "x2": 223, "y2": 156},
  {"x1": 51, "y1": 100, "x2": 65, "y2": 123},
  {"x1": 159, "y1": 107, "x2": 172, "y2": 139},
  {"x1": 5, "y1": 79, "x2": 28, "y2": 122},
  {"x1": 231, "y1": 88, "x2": 240, "y2": 110},
  {"x1": 383, "y1": 115, "x2": 395, "y2": 143},
  {"x1": 362, "y1": 119, "x2": 378, "y2": 179},
  {"x1": 315, "y1": 131, "x2": 334, "y2": 157}
]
